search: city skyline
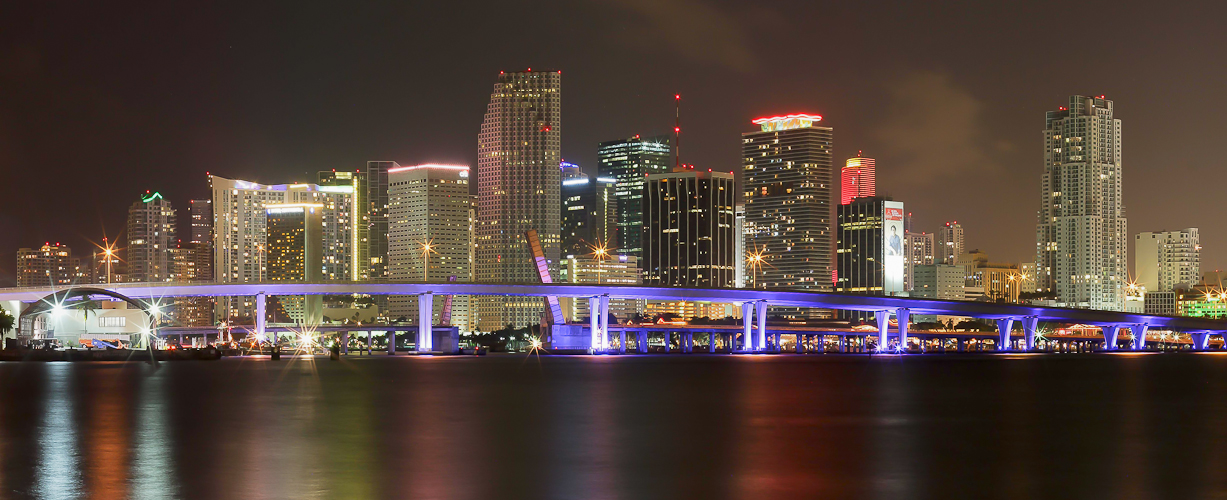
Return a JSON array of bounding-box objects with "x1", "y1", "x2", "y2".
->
[{"x1": 2, "y1": 1, "x2": 1226, "y2": 285}]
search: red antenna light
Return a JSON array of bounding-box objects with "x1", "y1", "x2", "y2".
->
[{"x1": 674, "y1": 93, "x2": 681, "y2": 171}]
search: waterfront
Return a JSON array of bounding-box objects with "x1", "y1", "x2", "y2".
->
[{"x1": 2, "y1": 353, "x2": 1227, "y2": 499}]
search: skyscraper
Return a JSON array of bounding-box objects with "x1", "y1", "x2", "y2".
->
[
  {"x1": 388, "y1": 164, "x2": 475, "y2": 330},
  {"x1": 476, "y1": 70, "x2": 561, "y2": 331},
  {"x1": 840, "y1": 153, "x2": 876, "y2": 205},
  {"x1": 1036, "y1": 95, "x2": 1127, "y2": 311},
  {"x1": 365, "y1": 161, "x2": 398, "y2": 281},
  {"x1": 597, "y1": 135, "x2": 671, "y2": 258},
  {"x1": 642, "y1": 170, "x2": 736, "y2": 288},
  {"x1": 742, "y1": 113, "x2": 834, "y2": 293},
  {"x1": 836, "y1": 197, "x2": 906, "y2": 305},
  {"x1": 561, "y1": 163, "x2": 615, "y2": 257},
  {"x1": 936, "y1": 222, "x2": 964, "y2": 265},
  {"x1": 16, "y1": 243, "x2": 81, "y2": 287},
  {"x1": 126, "y1": 191, "x2": 176, "y2": 283},
  {"x1": 905, "y1": 231, "x2": 935, "y2": 291},
  {"x1": 1135, "y1": 229, "x2": 1200, "y2": 292},
  {"x1": 319, "y1": 170, "x2": 368, "y2": 281},
  {"x1": 265, "y1": 203, "x2": 324, "y2": 324}
]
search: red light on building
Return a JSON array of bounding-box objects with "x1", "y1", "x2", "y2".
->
[
  {"x1": 840, "y1": 154, "x2": 876, "y2": 205},
  {"x1": 751, "y1": 113, "x2": 823, "y2": 125}
]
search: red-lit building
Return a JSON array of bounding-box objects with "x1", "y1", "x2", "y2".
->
[{"x1": 840, "y1": 153, "x2": 876, "y2": 205}]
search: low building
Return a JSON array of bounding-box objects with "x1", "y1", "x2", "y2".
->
[
  {"x1": 912, "y1": 264, "x2": 964, "y2": 301},
  {"x1": 29, "y1": 301, "x2": 150, "y2": 347},
  {"x1": 1144, "y1": 291, "x2": 1178, "y2": 316}
]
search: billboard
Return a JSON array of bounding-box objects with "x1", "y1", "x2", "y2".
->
[{"x1": 883, "y1": 201, "x2": 905, "y2": 294}]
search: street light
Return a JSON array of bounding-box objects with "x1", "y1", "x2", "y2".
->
[
  {"x1": 747, "y1": 245, "x2": 767, "y2": 289},
  {"x1": 420, "y1": 238, "x2": 436, "y2": 281},
  {"x1": 590, "y1": 241, "x2": 609, "y2": 284}
]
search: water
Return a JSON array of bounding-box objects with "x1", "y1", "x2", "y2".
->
[{"x1": 2, "y1": 353, "x2": 1227, "y2": 499}]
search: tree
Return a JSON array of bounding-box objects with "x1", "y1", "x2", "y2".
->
[{"x1": 0, "y1": 308, "x2": 14, "y2": 338}]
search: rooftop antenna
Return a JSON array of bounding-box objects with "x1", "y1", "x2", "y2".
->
[{"x1": 674, "y1": 94, "x2": 680, "y2": 171}]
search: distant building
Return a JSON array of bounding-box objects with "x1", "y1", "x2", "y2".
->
[
  {"x1": 388, "y1": 164, "x2": 475, "y2": 331},
  {"x1": 17, "y1": 243, "x2": 82, "y2": 287},
  {"x1": 319, "y1": 170, "x2": 368, "y2": 281},
  {"x1": 840, "y1": 153, "x2": 876, "y2": 205},
  {"x1": 127, "y1": 192, "x2": 176, "y2": 283},
  {"x1": 642, "y1": 170, "x2": 736, "y2": 288},
  {"x1": 1035, "y1": 95, "x2": 1127, "y2": 311},
  {"x1": 1144, "y1": 291, "x2": 1178, "y2": 316},
  {"x1": 560, "y1": 164, "x2": 615, "y2": 257},
  {"x1": 558, "y1": 255, "x2": 643, "y2": 322},
  {"x1": 911, "y1": 264, "x2": 965, "y2": 301},
  {"x1": 597, "y1": 135, "x2": 671, "y2": 259},
  {"x1": 936, "y1": 221, "x2": 964, "y2": 265},
  {"x1": 265, "y1": 203, "x2": 324, "y2": 324},
  {"x1": 743, "y1": 113, "x2": 834, "y2": 293},
  {"x1": 1135, "y1": 229, "x2": 1200, "y2": 292},
  {"x1": 905, "y1": 231, "x2": 935, "y2": 291},
  {"x1": 476, "y1": 70, "x2": 562, "y2": 331},
  {"x1": 961, "y1": 250, "x2": 1022, "y2": 303},
  {"x1": 734, "y1": 204, "x2": 747, "y2": 288},
  {"x1": 365, "y1": 161, "x2": 398, "y2": 281},
  {"x1": 1176, "y1": 286, "x2": 1226, "y2": 319}
]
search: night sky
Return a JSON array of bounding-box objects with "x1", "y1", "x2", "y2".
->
[{"x1": 2, "y1": 0, "x2": 1225, "y2": 286}]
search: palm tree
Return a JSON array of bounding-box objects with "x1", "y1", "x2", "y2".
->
[{"x1": 0, "y1": 309, "x2": 14, "y2": 339}]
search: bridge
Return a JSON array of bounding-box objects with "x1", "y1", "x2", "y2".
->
[{"x1": 3, "y1": 281, "x2": 1225, "y2": 354}]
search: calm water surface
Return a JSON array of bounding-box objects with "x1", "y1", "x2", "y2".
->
[{"x1": 2, "y1": 353, "x2": 1227, "y2": 499}]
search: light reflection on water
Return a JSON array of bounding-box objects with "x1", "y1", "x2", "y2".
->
[{"x1": 2, "y1": 354, "x2": 1227, "y2": 498}]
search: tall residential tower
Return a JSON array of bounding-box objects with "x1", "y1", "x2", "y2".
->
[{"x1": 597, "y1": 135, "x2": 671, "y2": 258}]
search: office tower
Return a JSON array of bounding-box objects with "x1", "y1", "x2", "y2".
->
[
  {"x1": 742, "y1": 113, "x2": 834, "y2": 293},
  {"x1": 176, "y1": 199, "x2": 215, "y2": 326},
  {"x1": 840, "y1": 153, "x2": 876, "y2": 205},
  {"x1": 1135, "y1": 229, "x2": 1200, "y2": 292},
  {"x1": 642, "y1": 170, "x2": 736, "y2": 287},
  {"x1": 1036, "y1": 95, "x2": 1127, "y2": 311},
  {"x1": 388, "y1": 164, "x2": 475, "y2": 331},
  {"x1": 597, "y1": 135, "x2": 671, "y2": 258},
  {"x1": 189, "y1": 199, "x2": 212, "y2": 244},
  {"x1": 734, "y1": 204, "x2": 746, "y2": 288},
  {"x1": 911, "y1": 264, "x2": 965, "y2": 301},
  {"x1": 265, "y1": 203, "x2": 324, "y2": 323},
  {"x1": 365, "y1": 161, "x2": 397, "y2": 281},
  {"x1": 936, "y1": 222, "x2": 964, "y2": 265},
  {"x1": 836, "y1": 197, "x2": 905, "y2": 303},
  {"x1": 126, "y1": 192, "x2": 176, "y2": 283},
  {"x1": 561, "y1": 164, "x2": 615, "y2": 257},
  {"x1": 16, "y1": 243, "x2": 81, "y2": 287},
  {"x1": 905, "y1": 231, "x2": 935, "y2": 291},
  {"x1": 558, "y1": 255, "x2": 644, "y2": 322},
  {"x1": 319, "y1": 170, "x2": 368, "y2": 281},
  {"x1": 475, "y1": 70, "x2": 562, "y2": 331},
  {"x1": 210, "y1": 176, "x2": 353, "y2": 320}
]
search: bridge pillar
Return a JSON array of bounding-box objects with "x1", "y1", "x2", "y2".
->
[
  {"x1": 367, "y1": 330, "x2": 372, "y2": 355},
  {"x1": 708, "y1": 332, "x2": 716, "y2": 353},
  {"x1": 897, "y1": 308, "x2": 910, "y2": 352},
  {"x1": 1102, "y1": 325, "x2": 1121, "y2": 351},
  {"x1": 1192, "y1": 332, "x2": 1210, "y2": 350},
  {"x1": 996, "y1": 318, "x2": 1015, "y2": 351},
  {"x1": 341, "y1": 331, "x2": 349, "y2": 355},
  {"x1": 255, "y1": 291, "x2": 267, "y2": 343},
  {"x1": 755, "y1": 301, "x2": 768, "y2": 351},
  {"x1": 796, "y1": 334, "x2": 805, "y2": 353},
  {"x1": 875, "y1": 310, "x2": 890, "y2": 352},
  {"x1": 638, "y1": 331, "x2": 648, "y2": 353},
  {"x1": 1022, "y1": 316, "x2": 1039, "y2": 351},
  {"x1": 417, "y1": 292, "x2": 433, "y2": 353},
  {"x1": 1132, "y1": 323, "x2": 1149, "y2": 351},
  {"x1": 742, "y1": 302, "x2": 754, "y2": 351},
  {"x1": 619, "y1": 330, "x2": 627, "y2": 354},
  {"x1": 589, "y1": 297, "x2": 600, "y2": 353},
  {"x1": 599, "y1": 295, "x2": 611, "y2": 350}
]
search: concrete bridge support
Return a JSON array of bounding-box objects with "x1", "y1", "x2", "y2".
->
[
  {"x1": 599, "y1": 295, "x2": 610, "y2": 351},
  {"x1": 589, "y1": 297, "x2": 600, "y2": 353},
  {"x1": 341, "y1": 331, "x2": 349, "y2": 355},
  {"x1": 619, "y1": 330, "x2": 627, "y2": 354},
  {"x1": 638, "y1": 331, "x2": 649, "y2": 353},
  {"x1": 755, "y1": 300, "x2": 768, "y2": 351},
  {"x1": 255, "y1": 292, "x2": 267, "y2": 343},
  {"x1": 796, "y1": 334, "x2": 805, "y2": 353},
  {"x1": 1102, "y1": 325, "x2": 1121, "y2": 351},
  {"x1": 417, "y1": 292, "x2": 433, "y2": 352},
  {"x1": 897, "y1": 308, "x2": 910, "y2": 350},
  {"x1": 996, "y1": 318, "x2": 1015, "y2": 351},
  {"x1": 1022, "y1": 316, "x2": 1039, "y2": 351},
  {"x1": 1132, "y1": 323, "x2": 1149, "y2": 351},
  {"x1": 875, "y1": 310, "x2": 890, "y2": 352},
  {"x1": 1192, "y1": 332, "x2": 1210, "y2": 350},
  {"x1": 742, "y1": 302, "x2": 754, "y2": 351}
]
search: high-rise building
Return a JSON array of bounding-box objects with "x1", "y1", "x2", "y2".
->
[
  {"x1": 597, "y1": 135, "x2": 671, "y2": 258},
  {"x1": 742, "y1": 113, "x2": 834, "y2": 294},
  {"x1": 905, "y1": 231, "x2": 935, "y2": 291},
  {"x1": 836, "y1": 197, "x2": 906, "y2": 298},
  {"x1": 210, "y1": 176, "x2": 353, "y2": 320},
  {"x1": 936, "y1": 222, "x2": 964, "y2": 265},
  {"x1": 388, "y1": 164, "x2": 475, "y2": 331},
  {"x1": 911, "y1": 264, "x2": 965, "y2": 301},
  {"x1": 734, "y1": 204, "x2": 747, "y2": 288},
  {"x1": 1036, "y1": 95, "x2": 1127, "y2": 311},
  {"x1": 1135, "y1": 229, "x2": 1200, "y2": 292},
  {"x1": 319, "y1": 170, "x2": 368, "y2": 281},
  {"x1": 365, "y1": 161, "x2": 397, "y2": 281},
  {"x1": 475, "y1": 70, "x2": 562, "y2": 331},
  {"x1": 17, "y1": 243, "x2": 81, "y2": 287},
  {"x1": 840, "y1": 153, "x2": 876, "y2": 205},
  {"x1": 127, "y1": 192, "x2": 176, "y2": 283},
  {"x1": 265, "y1": 203, "x2": 324, "y2": 323},
  {"x1": 561, "y1": 163, "x2": 615, "y2": 257},
  {"x1": 642, "y1": 170, "x2": 736, "y2": 288}
]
